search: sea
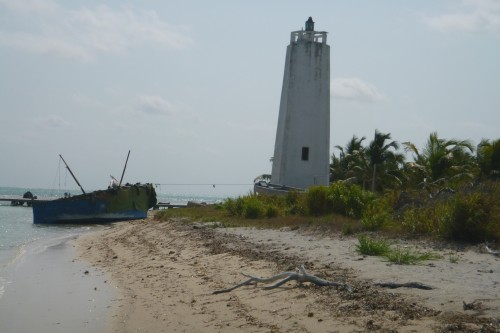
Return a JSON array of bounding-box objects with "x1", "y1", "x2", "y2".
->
[{"x1": 0, "y1": 186, "x2": 225, "y2": 301}]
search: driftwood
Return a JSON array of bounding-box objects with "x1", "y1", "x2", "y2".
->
[
  {"x1": 374, "y1": 281, "x2": 433, "y2": 290},
  {"x1": 484, "y1": 245, "x2": 500, "y2": 257},
  {"x1": 213, "y1": 265, "x2": 352, "y2": 294},
  {"x1": 463, "y1": 300, "x2": 482, "y2": 310}
]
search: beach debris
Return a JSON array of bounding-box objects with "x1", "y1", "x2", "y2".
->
[
  {"x1": 463, "y1": 300, "x2": 482, "y2": 311},
  {"x1": 192, "y1": 221, "x2": 224, "y2": 229},
  {"x1": 374, "y1": 281, "x2": 434, "y2": 290},
  {"x1": 483, "y1": 245, "x2": 500, "y2": 257},
  {"x1": 187, "y1": 201, "x2": 207, "y2": 207},
  {"x1": 212, "y1": 265, "x2": 352, "y2": 294}
]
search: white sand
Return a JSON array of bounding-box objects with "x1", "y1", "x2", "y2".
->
[{"x1": 76, "y1": 217, "x2": 500, "y2": 332}]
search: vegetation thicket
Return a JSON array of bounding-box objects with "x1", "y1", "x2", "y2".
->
[{"x1": 157, "y1": 131, "x2": 500, "y2": 244}]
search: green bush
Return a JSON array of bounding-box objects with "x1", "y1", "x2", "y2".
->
[
  {"x1": 223, "y1": 197, "x2": 236, "y2": 215},
  {"x1": 401, "y1": 205, "x2": 447, "y2": 235},
  {"x1": 223, "y1": 196, "x2": 246, "y2": 216},
  {"x1": 398, "y1": 183, "x2": 500, "y2": 242},
  {"x1": 306, "y1": 186, "x2": 330, "y2": 215},
  {"x1": 285, "y1": 191, "x2": 305, "y2": 215},
  {"x1": 243, "y1": 196, "x2": 265, "y2": 219},
  {"x1": 328, "y1": 183, "x2": 375, "y2": 218},
  {"x1": 266, "y1": 205, "x2": 280, "y2": 218},
  {"x1": 440, "y1": 192, "x2": 499, "y2": 242},
  {"x1": 361, "y1": 200, "x2": 392, "y2": 231}
]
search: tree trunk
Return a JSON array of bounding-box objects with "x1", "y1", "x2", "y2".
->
[{"x1": 371, "y1": 163, "x2": 377, "y2": 192}]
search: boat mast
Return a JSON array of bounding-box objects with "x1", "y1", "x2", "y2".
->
[
  {"x1": 119, "y1": 150, "x2": 131, "y2": 187},
  {"x1": 59, "y1": 154, "x2": 86, "y2": 194}
]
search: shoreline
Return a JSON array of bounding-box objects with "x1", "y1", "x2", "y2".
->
[
  {"x1": 0, "y1": 233, "x2": 116, "y2": 333},
  {"x1": 76, "y1": 216, "x2": 500, "y2": 332}
]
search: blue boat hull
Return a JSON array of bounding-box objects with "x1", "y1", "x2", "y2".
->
[{"x1": 32, "y1": 184, "x2": 156, "y2": 224}]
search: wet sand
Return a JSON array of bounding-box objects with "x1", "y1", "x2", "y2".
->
[
  {"x1": 0, "y1": 235, "x2": 116, "y2": 333},
  {"x1": 76, "y1": 216, "x2": 500, "y2": 332}
]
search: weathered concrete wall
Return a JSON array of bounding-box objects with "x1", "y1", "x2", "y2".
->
[{"x1": 271, "y1": 30, "x2": 330, "y2": 189}]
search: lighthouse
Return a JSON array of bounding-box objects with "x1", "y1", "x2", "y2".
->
[{"x1": 270, "y1": 17, "x2": 330, "y2": 189}]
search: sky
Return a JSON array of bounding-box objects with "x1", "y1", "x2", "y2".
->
[{"x1": 0, "y1": 0, "x2": 499, "y2": 197}]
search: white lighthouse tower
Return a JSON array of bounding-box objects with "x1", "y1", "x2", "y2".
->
[{"x1": 270, "y1": 17, "x2": 330, "y2": 189}]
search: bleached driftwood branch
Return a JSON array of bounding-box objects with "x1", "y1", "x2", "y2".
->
[
  {"x1": 213, "y1": 265, "x2": 352, "y2": 294},
  {"x1": 484, "y1": 245, "x2": 500, "y2": 257}
]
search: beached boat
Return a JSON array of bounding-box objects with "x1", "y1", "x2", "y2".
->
[
  {"x1": 32, "y1": 183, "x2": 157, "y2": 224},
  {"x1": 32, "y1": 152, "x2": 157, "y2": 224},
  {"x1": 253, "y1": 174, "x2": 304, "y2": 196}
]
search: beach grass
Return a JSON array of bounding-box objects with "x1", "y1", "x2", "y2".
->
[
  {"x1": 355, "y1": 235, "x2": 391, "y2": 256},
  {"x1": 385, "y1": 247, "x2": 441, "y2": 265},
  {"x1": 355, "y1": 235, "x2": 441, "y2": 265}
]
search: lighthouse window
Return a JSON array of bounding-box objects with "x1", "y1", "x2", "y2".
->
[{"x1": 301, "y1": 147, "x2": 309, "y2": 161}]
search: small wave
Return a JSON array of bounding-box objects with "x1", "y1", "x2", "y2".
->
[
  {"x1": 3, "y1": 244, "x2": 27, "y2": 268},
  {"x1": 0, "y1": 276, "x2": 8, "y2": 300}
]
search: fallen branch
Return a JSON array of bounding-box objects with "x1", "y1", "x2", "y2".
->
[
  {"x1": 484, "y1": 245, "x2": 500, "y2": 257},
  {"x1": 213, "y1": 265, "x2": 352, "y2": 294},
  {"x1": 463, "y1": 300, "x2": 482, "y2": 310},
  {"x1": 374, "y1": 281, "x2": 433, "y2": 290}
]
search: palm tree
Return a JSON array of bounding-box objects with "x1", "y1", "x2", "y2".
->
[
  {"x1": 477, "y1": 139, "x2": 500, "y2": 179},
  {"x1": 330, "y1": 135, "x2": 368, "y2": 186},
  {"x1": 403, "y1": 132, "x2": 475, "y2": 188},
  {"x1": 366, "y1": 130, "x2": 404, "y2": 191}
]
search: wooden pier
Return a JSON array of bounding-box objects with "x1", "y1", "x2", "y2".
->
[
  {"x1": 0, "y1": 197, "x2": 52, "y2": 206},
  {"x1": 2, "y1": 198, "x2": 192, "y2": 210}
]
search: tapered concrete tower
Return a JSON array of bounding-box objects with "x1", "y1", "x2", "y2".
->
[{"x1": 271, "y1": 17, "x2": 330, "y2": 189}]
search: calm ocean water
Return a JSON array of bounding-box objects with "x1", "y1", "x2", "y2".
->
[{"x1": 0, "y1": 186, "x2": 224, "y2": 300}]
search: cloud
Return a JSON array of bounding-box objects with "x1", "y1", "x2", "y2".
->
[
  {"x1": 0, "y1": 0, "x2": 58, "y2": 14},
  {"x1": 0, "y1": 0, "x2": 193, "y2": 61},
  {"x1": 137, "y1": 95, "x2": 178, "y2": 115},
  {"x1": 69, "y1": 5, "x2": 192, "y2": 52},
  {"x1": 34, "y1": 114, "x2": 71, "y2": 128},
  {"x1": 0, "y1": 31, "x2": 93, "y2": 62},
  {"x1": 424, "y1": 0, "x2": 500, "y2": 33},
  {"x1": 331, "y1": 78, "x2": 385, "y2": 102}
]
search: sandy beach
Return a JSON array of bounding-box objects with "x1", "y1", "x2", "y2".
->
[{"x1": 76, "y1": 215, "x2": 500, "y2": 332}]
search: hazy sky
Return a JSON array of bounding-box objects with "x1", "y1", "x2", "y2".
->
[{"x1": 1, "y1": 0, "x2": 499, "y2": 197}]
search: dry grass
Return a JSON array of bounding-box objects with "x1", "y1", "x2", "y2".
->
[{"x1": 154, "y1": 205, "x2": 360, "y2": 232}]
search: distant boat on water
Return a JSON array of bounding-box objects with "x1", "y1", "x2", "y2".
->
[{"x1": 32, "y1": 152, "x2": 157, "y2": 224}]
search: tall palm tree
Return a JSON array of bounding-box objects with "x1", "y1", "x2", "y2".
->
[
  {"x1": 403, "y1": 132, "x2": 475, "y2": 188},
  {"x1": 366, "y1": 130, "x2": 403, "y2": 191}
]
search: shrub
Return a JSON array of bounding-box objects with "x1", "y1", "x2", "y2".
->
[
  {"x1": 342, "y1": 223, "x2": 355, "y2": 235},
  {"x1": 440, "y1": 192, "x2": 498, "y2": 242},
  {"x1": 356, "y1": 235, "x2": 391, "y2": 256},
  {"x1": 285, "y1": 190, "x2": 301, "y2": 206},
  {"x1": 361, "y1": 200, "x2": 391, "y2": 231},
  {"x1": 285, "y1": 191, "x2": 305, "y2": 215},
  {"x1": 223, "y1": 196, "x2": 246, "y2": 216},
  {"x1": 223, "y1": 197, "x2": 236, "y2": 215},
  {"x1": 266, "y1": 205, "x2": 280, "y2": 218},
  {"x1": 306, "y1": 186, "x2": 330, "y2": 215},
  {"x1": 344, "y1": 185, "x2": 371, "y2": 218},
  {"x1": 327, "y1": 183, "x2": 376, "y2": 218},
  {"x1": 328, "y1": 182, "x2": 349, "y2": 216},
  {"x1": 243, "y1": 196, "x2": 265, "y2": 219},
  {"x1": 401, "y1": 205, "x2": 448, "y2": 235}
]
